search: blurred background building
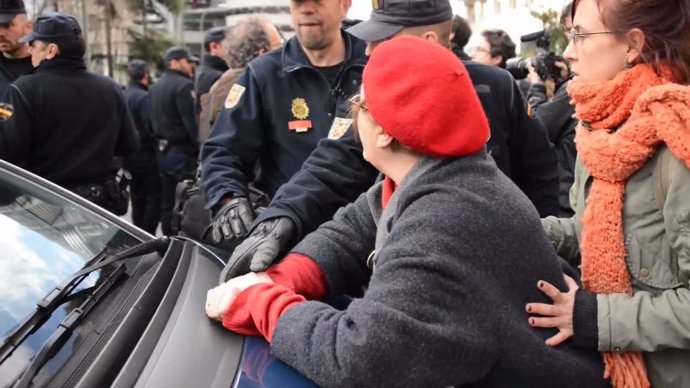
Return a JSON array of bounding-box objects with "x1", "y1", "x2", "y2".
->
[{"x1": 22, "y1": 0, "x2": 570, "y2": 84}]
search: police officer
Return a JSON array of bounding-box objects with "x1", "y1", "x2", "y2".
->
[
  {"x1": 123, "y1": 59, "x2": 161, "y2": 234},
  {"x1": 0, "y1": 0, "x2": 33, "y2": 95},
  {"x1": 201, "y1": 0, "x2": 366, "y2": 247},
  {"x1": 150, "y1": 46, "x2": 199, "y2": 235},
  {"x1": 195, "y1": 26, "x2": 228, "y2": 116},
  {"x1": 220, "y1": 0, "x2": 560, "y2": 280},
  {"x1": 0, "y1": 12, "x2": 139, "y2": 213}
]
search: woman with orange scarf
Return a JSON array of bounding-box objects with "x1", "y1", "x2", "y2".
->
[{"x1": 526, "y1": 0, "x2": 690, "y2": 387}]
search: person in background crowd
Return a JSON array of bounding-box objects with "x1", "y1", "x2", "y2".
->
[
  {"x1": 0, "y1": 0, "x2": 32, "y2": 96},
  {"x1": 206, "y1": 36, "x2": 608, "y2": 388},
  {"x1": 219, "y1": 0, "x2": 559, "y2": 281},
  {"x1": 150, "y1": 46, "x2": 199, "y2": 235},
  {"x1": 526, "y1": 1, "x2": 576, "y2": 217},
  {"x1": 530, "y1": 0, "x2": 690, "y2": 387},
  {"x1": 123, "y1": 59, "x2": 160, "y2": 234},
  {"x1": 199, "y1": 18, "x2": 283, "y2": 142},
  {"x1": 449, "y1": 14, "x2": 471, "y2": 60},
  {"x1": 472, "y1": 29, "x2": 516, "y2": 69},
  {"x1": 201, "y1": 0, "x2": 366, "y2": 248},
  {"x1": 195, "y1": 26, "x2": 229, "y2": 117},
  {"x1": 0, "y1": 13, "x2": 139, "y2": 214}
]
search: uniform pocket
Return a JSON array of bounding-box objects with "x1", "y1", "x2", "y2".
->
[{"x1": 625, "y1": 233, "x2": 682, "y2": 290}]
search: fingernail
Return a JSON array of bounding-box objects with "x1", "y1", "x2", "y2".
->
[
  {"x1": 545, "y1": 340, "x2": 551, "y2": 346},
  {"x1": 538, "y1": 281, "x2": 544, "y2": 289},
  {"x1": 526, "y1": 305, "x2": 532, "y2": 313},
  {"x1": 529, "y1": 318, "x2": 535, "y2": 325}
]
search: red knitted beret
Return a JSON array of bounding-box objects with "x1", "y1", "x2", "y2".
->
[{"x1": 362, "y1": 36, "x2": 490, "y2": 157}]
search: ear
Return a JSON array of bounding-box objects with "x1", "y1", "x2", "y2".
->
[
  {"x1": 46, "y1": 43, "x2": 59, "y2": 60},
  {"x1": 626, "y1": 28, "x2": 645, "y2": 64},
  {"x1": 490, "y1": 54, "x2": 503, "y2": 67},
  {"x1": 422, "y1": 31, "x2": 439, "y2": 45},
  {"x1": 340, "y1": 0, "x2": 352, "y2": 18},
  {"x1": 23, "y1": 21, "x2": 33, "y2": 34},
  {"x1": 375, "y1": 128, "x2": 395, "y2": 149}
]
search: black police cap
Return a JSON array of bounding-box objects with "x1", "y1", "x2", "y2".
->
[
  {"x1": 163, "y1": 46, "x2": 200, "y2": 63},
  {"x1": 0, "y1": 0, "x2": 26, "y2": 24},
  {"x1": 347, "y1": 0, "x2": 452, "y2": 43},
  {"x1": 127, "y1": 59, "x2": 149, "y2": 79},
  {"x1": 204, "y1": 26, "x2": 226, "y2": 48},
  {"x1": 19, "y1": 12, "x2": 82, "y2": 44}
]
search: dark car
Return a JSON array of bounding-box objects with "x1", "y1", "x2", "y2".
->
[{"x1": 0, "y1": 160, "x2": 317, "y2": 388}]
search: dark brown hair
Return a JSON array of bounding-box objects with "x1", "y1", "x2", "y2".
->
[
  {"x1": 481, "y1": 29, "x2": 516, "y2": 68},
  {"x1": 572, "y1": 0, "x2": 690, "y2": 83}
]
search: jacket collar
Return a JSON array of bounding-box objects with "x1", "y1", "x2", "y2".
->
[
  {"x1": 164, "y1": 68, "x2": 192, "y2": 79},
  {"x1": 281, "y1": 30, "x2": 367, "y2": 73},
  {"x1": 35, "y1": 55, "x2": 86, "y2": 73},
  {"x1": 127, "y1": 80, "x2": 148, "y2": 91},
  {"x1": 201, "y1": 54, "x2": 229, "y2": 72}
]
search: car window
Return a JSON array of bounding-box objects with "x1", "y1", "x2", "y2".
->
[{"x1": 0, "y1": 168, "x2": 140, "y2": 337}]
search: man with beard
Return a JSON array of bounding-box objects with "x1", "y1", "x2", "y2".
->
[
  {"x1": 201, "y1": 0, "x2": 366, "y2": 248},
  {"x1": 0, "y1": 0, "x2": 33, "y2": 95}
]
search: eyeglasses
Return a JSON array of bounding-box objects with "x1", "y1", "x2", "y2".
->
[
  {"x1": 566, "y1": 29, "x2": 619, "y2": 47},
  {"x1": 349, "y1": 93, "x2": 368, "y2": 112}
]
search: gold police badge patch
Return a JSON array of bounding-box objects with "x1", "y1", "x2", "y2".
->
[
  {"x1": 0, "y1": 103, "x2": 13, "y2": 121},
  {"x1": 225, "y1": 84, "x2": 246, "y2": 109},
  {"x1": 291, "y1": 98, "x2": 310, "y2": 120}
]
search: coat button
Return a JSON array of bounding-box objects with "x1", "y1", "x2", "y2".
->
[
  {"x1": 639, "y1": 268, "x2": 650, "y2": 278},
  {"x1": 614, "y1": 347, "x2": 621, "y2": 352}
]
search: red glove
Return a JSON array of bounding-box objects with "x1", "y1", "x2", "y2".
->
[
  {"x1": 223, "y1": 283, "x2": 305, "y2": 342},
  {"x1": 266, "y1": 253, "x2": 327, "y2": 300}
]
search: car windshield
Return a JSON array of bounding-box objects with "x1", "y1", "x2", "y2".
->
[{"x1": 0, "y1": 167, "x2": 141, "y2": 338}]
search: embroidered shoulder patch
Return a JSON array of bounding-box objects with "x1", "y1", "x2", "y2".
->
[
  {"x1": 328, "y1": 117, "x2": 352, "y2": 140},
  {"x1": 225, "y1": 84, "x2": 246, "y2": 109},
  {"x1": 0, "y1": 103, "x2": 13, "y2": 121}
]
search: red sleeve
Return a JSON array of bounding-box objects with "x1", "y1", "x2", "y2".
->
[
  {"x1": 266, "y1": 253, "x2": 327, "y2": 300},
  {"x1": 223, "y1": 283, "x2": 305, "y2": 342}
]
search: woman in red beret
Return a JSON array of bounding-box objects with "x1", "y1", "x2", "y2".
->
[{"x1": 205, "y1": 36, "x2": 608, "y2": 388}]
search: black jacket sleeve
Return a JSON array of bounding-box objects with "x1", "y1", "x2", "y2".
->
[
  {"x1": 115, "y1": 87, "x2": 140, "y2": 156},
  {"x1": 254, "y1": 128, "x2": 379, "y2": 240},
  {"x1": 201, "y1": 68, "x2": 266, "y2": 209},
  {"x1": 534, "y1": 82, "x2": 577, "y2": 216},
  {"x1": 508, "y1": 81, "x2": 560, "y2": 217},
  {"x1": 0, "y1": 84, "x2": 33, "y2": 166},
  {"x1": 175, "y1": 81, "x2": 199, "y2": 148}
]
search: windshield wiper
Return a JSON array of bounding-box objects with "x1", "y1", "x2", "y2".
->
[{"x1": 0, "y1": 237, "x2": 170, "y2": 364}]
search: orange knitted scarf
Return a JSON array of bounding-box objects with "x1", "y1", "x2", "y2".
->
[{"x1": 568, "y1": 64, "x2": 690, "y2": 388}]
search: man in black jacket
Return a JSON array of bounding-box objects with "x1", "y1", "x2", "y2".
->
[
  {"x1": 0, "y1": 13, "x2": 139, "y2": 213},
  {"x1": 123, "y1": 59, "x2": 161, "y2": 234},
  {"x1": 195, "y1": 26, "x2": 228, "y2": 117},
  {"x1": 220, "y1": 0, "x2": 559, "y2": 281},
  {"x1": 0, "y1": 0, "x2": 33, "y2": 96},
  {"x1": 150, "y1": 46, "x2": 199, "y2": 235}
]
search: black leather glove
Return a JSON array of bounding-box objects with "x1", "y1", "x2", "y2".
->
[
  {"x1": 211, "y1": 196, "x2": 255, "y2": 244},
  {"x1": 219, "y1": 217, "x2": 295, "y2": 284}
]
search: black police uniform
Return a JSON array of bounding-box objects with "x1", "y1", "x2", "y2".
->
[
  {"x1": 195, "y1": 54, "x2": 228, "y2": 114},
  {"x1": 254, "y1": 61, "x2": 560, "y2": 240},
  {"x1": 150, "y1": 67, "x2": 198, "y2": 235},
  {"x1": 0, "y1": 56, "x2": 139, "y2": 210},
  {"x1": 0, "y1": 55, "x2": 32, "y2": 96},
  {"x1": 201, "y1": 32, "x2": 367, "y2": 210},
  {"x1": 123, "y1": 78, "x2": 161, "y2": 233}
]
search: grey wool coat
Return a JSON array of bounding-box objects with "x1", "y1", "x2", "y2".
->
[{"x1": 271, "y1": 152, "x2": 610, "y2": 388}]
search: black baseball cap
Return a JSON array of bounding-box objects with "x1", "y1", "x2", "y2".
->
[
  {"x1": 347, "y1": 0, "x2": 453, "y2": 42},
  {"x1": 0, "y1": 0, "x2": 26, "y2": 24},
  {"x1": 127, "y1": 59, "x2": 149, "y2": 79},
  {"x1": 163, "y1": 46, "x2": 200, "y2": 63},
  {"x1": 18, "y1": 12, "x2": 82, "y2": 44},
  {"x1": 204, "y1": 26, "x2": 226, "y2": 49}
]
